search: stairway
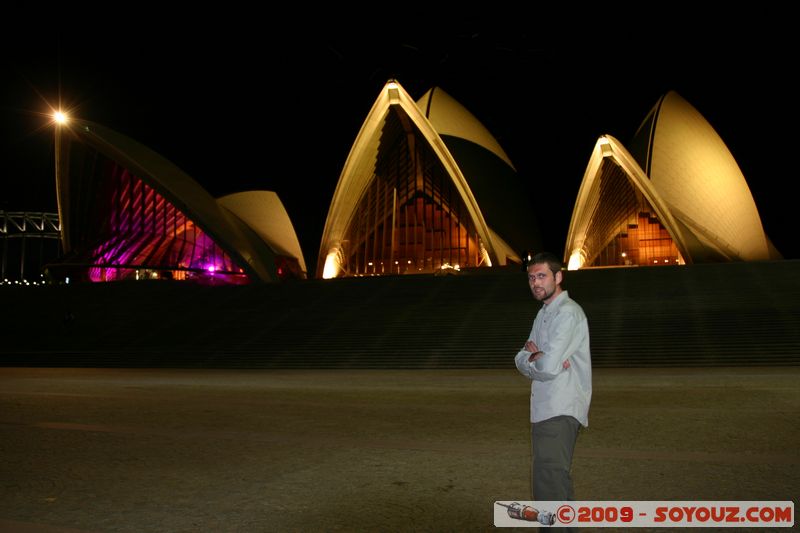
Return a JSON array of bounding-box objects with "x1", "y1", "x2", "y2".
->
[{"x1": 1, "y1": 260, "x2": 798, "y2": 368}]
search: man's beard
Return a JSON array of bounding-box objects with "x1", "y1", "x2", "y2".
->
[{"x1": 534, "y1": 287, "x2": 555, "y2": 302}]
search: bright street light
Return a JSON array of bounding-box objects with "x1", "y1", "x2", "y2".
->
[{"x1": 53, "y1": 111, "x2": 68, "y2": 125}]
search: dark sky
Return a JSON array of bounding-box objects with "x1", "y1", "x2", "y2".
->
[{"x1": 2, "y1": 12, "x2": 797, "y2": 271}]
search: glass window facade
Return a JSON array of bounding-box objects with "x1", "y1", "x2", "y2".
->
[
  {"x1": 339, "y1": 110, "x2": 484, "y2": 276},
  {"x1": 62, "y1": 142, "x2": 247, "y2": 284},
  {"x1": 582, "y1": 159, "x2": 683, "y2": 267}
]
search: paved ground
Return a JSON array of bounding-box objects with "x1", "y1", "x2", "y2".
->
[{"x1": 0, "y1": 367, "x2": 797, "y2": 532}]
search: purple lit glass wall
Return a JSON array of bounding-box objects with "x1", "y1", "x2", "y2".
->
[{"x1": 82, "y1": 162, "x2": 247, "y2": 283}]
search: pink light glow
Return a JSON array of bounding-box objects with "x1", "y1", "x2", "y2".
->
[{"x1": 82, "y1": 162, "x2": 247, "y2": 283}]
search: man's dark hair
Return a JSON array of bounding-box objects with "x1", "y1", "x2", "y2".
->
[{"x1": 528, "y1": 252, "x2": 563, "y2": 277}]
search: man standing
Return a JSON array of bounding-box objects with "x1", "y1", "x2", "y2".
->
[{"x1": 515, "y1": 252, "x2": 592, "y2": 512}]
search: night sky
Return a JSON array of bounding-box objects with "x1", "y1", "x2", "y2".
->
[{"x1": 2, "y1": 12, "x2": 797, "y2": 272}]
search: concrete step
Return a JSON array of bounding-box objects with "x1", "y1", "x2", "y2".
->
[{"x1": 1, "y1": 260, "x2": 798, "y2": 368}]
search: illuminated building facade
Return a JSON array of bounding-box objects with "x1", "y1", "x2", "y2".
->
[
  {"x1": 565, "y1": 91, "x2": 780, "y2": 270},
  {"x1": 318, "y1": 80, "x2": 541, "y2": 278},
  {"x1": 53, "y1": 119, "x2": 306, "y2": 283}
]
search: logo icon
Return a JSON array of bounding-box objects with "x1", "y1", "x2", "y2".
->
[{"x1": 496, "y1": 502, "x2": 556, "y2": 525}]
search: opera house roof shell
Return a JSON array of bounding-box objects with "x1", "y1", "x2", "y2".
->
[
  {"x1": 53, "y1": 119, "x2": 306, "y2": 283},
  {"x1": 318, "y1": 80, "x2": 540, "y2": 278},
  {"x1": 565, "y1": 91, "x2": 779, "y2": 270}
]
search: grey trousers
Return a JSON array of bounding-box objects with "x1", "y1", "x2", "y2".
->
[{"x1": 531, "y1": 415, "x2": 580, "y2": 502}]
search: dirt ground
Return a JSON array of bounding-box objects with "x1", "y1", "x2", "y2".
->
[{"x1": 1, "y1": 367, "x2": 797, "y2": 532}]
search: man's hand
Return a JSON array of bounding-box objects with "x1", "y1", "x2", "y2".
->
[{"x1": 526, "y1": 339, "x2": 572, "y2": 370}]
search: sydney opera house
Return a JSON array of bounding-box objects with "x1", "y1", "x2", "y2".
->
[
  {"x1": 318, "y1": 80, "x2": 540, "y2": 278},
  {"x1": 51, "y1": 119, "x2": 307, "y2": 284},
  {"x1": 41, "y1": 84, "x2": 779, "y2": 286},
  {"x1": 564, "y1": 91, "x2": 781, "y2": 270},
  {"x1": 46, "y1": 80, "x2": 541, "y2": 285}
]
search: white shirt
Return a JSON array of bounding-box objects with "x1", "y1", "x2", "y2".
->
[{"x1": 514, "y1": 290, "x2": 592, "y2": 427}]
